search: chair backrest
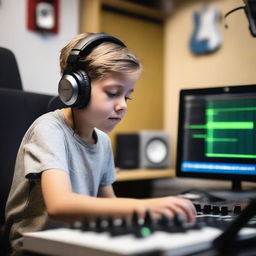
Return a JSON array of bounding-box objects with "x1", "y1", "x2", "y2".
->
[
  {"x1": 0, "y1": 88, "x2": 53, "y2": 225},
  {"x1": 0, "y1": 47, "x2": 23, "y2": 90},
  {"x1": 47, "y1": 95, "x2": 66, "y2": 112}
]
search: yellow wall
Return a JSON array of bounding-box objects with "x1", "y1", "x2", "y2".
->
[
  {"x1": 100, "y1": 10, "x2": 164, "y2": 148},
  {"x1": 164, "y1": 0, "x2": 256, "y2": 167}
]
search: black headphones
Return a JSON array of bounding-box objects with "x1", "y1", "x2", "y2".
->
[{"x1": 58, "y1": 33, "x2": 126, "y2": 109}]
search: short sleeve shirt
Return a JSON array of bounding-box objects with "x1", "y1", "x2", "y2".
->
[{"x1": 5, "y1": 110, "x2": 116, "y2": 255}]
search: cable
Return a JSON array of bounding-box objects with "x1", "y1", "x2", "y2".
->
[
  {"x1": 224, "y1": 6, "x2": 245, "y2": 28},
  {"x1": 71, "y1": 108, "x2": 76, "y2": 135}
]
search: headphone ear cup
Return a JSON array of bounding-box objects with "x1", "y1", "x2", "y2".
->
[
  {"x1": 58, "y1": 70, "x2": 91, "y2": 109},
  {"x1": 72, "y1": 70, "x2": 91, "y2": 109}
]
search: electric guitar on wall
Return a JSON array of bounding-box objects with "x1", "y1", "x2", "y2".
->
[{"x1": 189, "y1": 4, "x2": 223, "y2": 55}]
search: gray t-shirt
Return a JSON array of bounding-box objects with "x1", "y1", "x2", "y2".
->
[{"x1": 5, "y1": 110, "x2": 116, "y2": 255}]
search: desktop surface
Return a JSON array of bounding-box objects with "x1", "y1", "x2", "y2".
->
[{"x1": 153, "y1": 176, "x2": 256, "y2": 199}]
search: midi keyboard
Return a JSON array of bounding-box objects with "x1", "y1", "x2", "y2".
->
[{"x1": 22, "y1": 200, "x2": 256, "y2": 256}]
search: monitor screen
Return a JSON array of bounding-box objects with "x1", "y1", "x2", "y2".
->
[{"x1": 176, "y1": 84, "x2": 256, "y2": 190}]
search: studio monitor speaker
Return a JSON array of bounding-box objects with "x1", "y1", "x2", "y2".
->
[
  {"x1": 115, "y1": 134, "x2": 139, "y2": 169},
  {"x1": 139, "y1": 131, "x2": 171, "y2": 169},
  {"x1": 115, "y1": 131, "x2": 171, "y2": 169}
]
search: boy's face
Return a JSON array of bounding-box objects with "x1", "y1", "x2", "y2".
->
[{"x1": 79, "y1": 73, "x2": 138, "y2": 133}]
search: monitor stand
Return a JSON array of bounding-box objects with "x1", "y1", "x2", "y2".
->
[
  {"x1": 209, "y1": 181, "x2": 256, "y2": 202},
  {"x1": 232, "y1": 180, "x2": 242, "y2": 191},
  {"x1": 179, "y1": 181, "x2": 256, "y2": 203}
]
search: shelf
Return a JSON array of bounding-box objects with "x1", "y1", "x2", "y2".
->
[
  {"x1": 116, "y1": 168, "x2": 175, "y2": 182},
  {"x1": 101, "y1": 0, "x2": 164, "y2": 22}
]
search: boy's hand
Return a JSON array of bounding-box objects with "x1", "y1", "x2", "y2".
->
[{"x1": 141, "y1": 196, "x2": 196, "y2": 223}]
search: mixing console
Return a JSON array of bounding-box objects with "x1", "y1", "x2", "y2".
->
[{"x1": 22, "y1": 203, "x2": 256, "y2": 256}]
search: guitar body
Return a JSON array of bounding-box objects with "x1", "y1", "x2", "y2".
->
[{"x1": 190, "y1": 5, "x2": 222, "y2": 55}]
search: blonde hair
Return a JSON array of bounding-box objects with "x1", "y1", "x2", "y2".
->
[{"x1": 60, "y1": 33, "x2": 142, "y2": 81}]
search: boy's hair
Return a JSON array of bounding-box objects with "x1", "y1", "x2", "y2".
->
[{"x1": 60, "y1": 33, "x2": 142, "y2": 81}]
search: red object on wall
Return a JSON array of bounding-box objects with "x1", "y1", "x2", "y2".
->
[{"x1": 27, "y1": 0, "x2": 59, "y2": 34}]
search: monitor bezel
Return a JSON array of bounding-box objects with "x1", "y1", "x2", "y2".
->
[{"x1": 176, "y1": 84, "x2": 256, "y2": 183}]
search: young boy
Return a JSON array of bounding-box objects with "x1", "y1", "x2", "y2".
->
[{"x1": 4, "y1": 33, "x2": 196, "y2": 256}]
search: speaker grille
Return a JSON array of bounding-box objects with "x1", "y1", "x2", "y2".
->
[{"x1": 115, "y1": 134, "x2": 139, "y2": 169}]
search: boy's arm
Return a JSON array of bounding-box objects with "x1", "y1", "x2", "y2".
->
[
  {"x1": 41, "y1": 169, "x2": 196, "y2": 223},
  {"x1": 41, "y1": 168, "x2": 141, "y2": 221}
]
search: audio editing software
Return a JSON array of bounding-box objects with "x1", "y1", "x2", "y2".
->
[{"x1": 181, "y1": 95, "x2": 256, "y2": 174}]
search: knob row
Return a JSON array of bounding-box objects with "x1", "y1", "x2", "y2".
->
[{"x1": 194, "y1": 203, "x2": 242, "y2": 215}]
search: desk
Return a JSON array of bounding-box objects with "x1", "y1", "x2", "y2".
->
[
  {"x1": 116, "y1": 168, "x2": 175, "y2": 182},
  {"x1": 114, "y1": 168, "x2": 175, "y2": 198}
]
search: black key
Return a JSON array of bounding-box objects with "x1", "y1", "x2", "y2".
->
[
  {"x1": 233, "y1": 205, "x2": 242, "y2": 215},
  {"x1": 203, "y1": 205, "x2": 212, "y2": 214},
  {"x1": 220, "y1": 206, "x2": 229, "y2": 216},
  {"x1": 212, "y1": 206, "x2": 220, "y2": 215}
]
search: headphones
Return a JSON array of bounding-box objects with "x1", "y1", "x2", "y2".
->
[{"x1": 58, "y1": 33, "x2": 126, "y2": 109}]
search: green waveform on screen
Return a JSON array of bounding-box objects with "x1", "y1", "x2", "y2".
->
[
  {"x1": 192, "y1": 134, "x2": 238, "y2": 142},
  {"x1": 187, "y1": 102, "x2": 256, "y2": 159},
  {"x1": 189, "y1": 122, "x2": 254, "y2": 129},
  {"x1": 206, "y1": 153, "x2": 256, "y2": 158},
  {"x1": 207, "y1": 107, "x2": 256, "y2": 115}
]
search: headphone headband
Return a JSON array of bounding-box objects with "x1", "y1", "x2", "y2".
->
[{"x1": 67, "y1": 33, "x2": 126, "y2": 65}]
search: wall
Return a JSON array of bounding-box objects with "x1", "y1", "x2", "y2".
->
[
  {"x1": 0, "y1": 0, "x2": 79, "y2": 95},
  {"x1": 96, "y1": 8, "x2": 164, "y2": 148},
  {"x1": 164, "y1": 0, "x2": 256, "y2": 168}
]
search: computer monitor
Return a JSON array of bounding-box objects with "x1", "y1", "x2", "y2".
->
[{"x1": 176, "y1": 84, "x2": 256, "y2": 191}]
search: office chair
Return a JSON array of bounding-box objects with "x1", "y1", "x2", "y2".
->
[
  {"x1": 47, "y1": 95, "x2": 66, "y2": 112},
  {"x1": 0, "y1": 47, "x2": 23, "y2": 90},
  {"x1": 0, "y1": 88, "x2": 53, "y2": 233}
]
